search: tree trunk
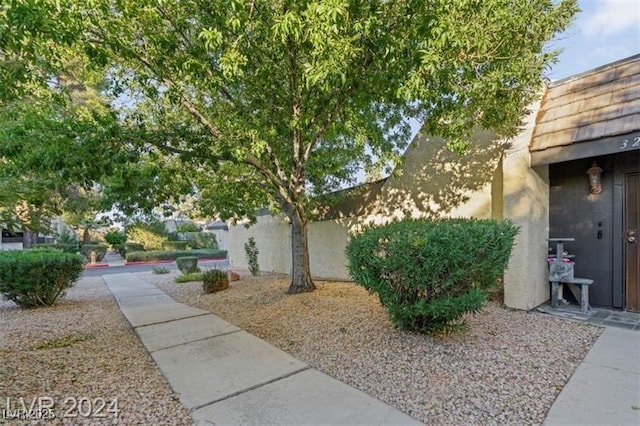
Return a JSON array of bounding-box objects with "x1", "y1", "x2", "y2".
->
[
  {"x1": 287, "y1": 211, "x2": 316, "y2": 294},
  {"x1": 82, "y1": 227, "x2": 91, "y2": 244},
  {"x1": 22, "y1": 229, "x2": 36, "y2": 249}
]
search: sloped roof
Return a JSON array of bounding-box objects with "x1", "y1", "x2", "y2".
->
[{"x1": 530, "y1": 54, "x2": 640, "y2": 164}]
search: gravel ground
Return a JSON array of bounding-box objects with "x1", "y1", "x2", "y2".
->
[
  {"x1": 0, "y1": 276, "x2": 193, "y2": 425},
  {"x1": 145, "y1": 269, "x2": 603, "y2": 425}
]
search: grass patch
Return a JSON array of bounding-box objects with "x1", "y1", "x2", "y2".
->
[
  {"x1": 32, "y1": 334, "x2": 91, "y2": 350},
  {"x1": 175, "y1": 272, "x2": 204, "y2": 283},
  {"x1": 152, "y1": 266, "x2": 170, "y2": 274}
]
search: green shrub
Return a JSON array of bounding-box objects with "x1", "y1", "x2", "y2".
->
[
  {"x1": 104, "y1": 229, "x2": 126, "y2": 251},
  {"x1": 80, "y1": 244, "x2": 108, "y2": 262},
  {"x1": 177, "y1": 222, "x2": 201, "y2": 233},
  {"x1": 162, "y1": 240, "x2": 189, "y2": 250},
  {"x1": 176, "y1": 256, "x2": 198, "y2": 274},
  {"x1": 179, "y1": 232, "x2": 217, "y2": 249},
  {"x1": 175, "y1": 272, "x2": 204, "y2": 283},
  {"x1": 126, "y1": 249, "x2": 227, "y2": 262},
  {"x1": 202, "y1": 269, "x2": 229, "y2": 293},
  {"x1": 126, "y1": 221, "x2": 168, "y2": 250},
  {"x1": 125, "y1": 242, "x2": 145, "y2": 252},
  {"x1": 56, "y1": 230, "x2": 79, "y2": 253},
  {"x1": 0, "y1": 249, "x2": 84, "y2": 307},
  {"x1": 152, "y1": 266, "x2": 170, "y2": 274},
  {"x1": 346, "y1": 218, "x2": 518, "y2": 334},
  {"x1": 244, "y1": 237, "x2": 260, "y2": 276},
  {"x1": 118, "y1": 242, "x2": 144, "y2": 257},
  {"x1": 29, "y1": 244, "x2": 59, "y2": 251}
]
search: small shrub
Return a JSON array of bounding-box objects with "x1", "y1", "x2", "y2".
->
[
  {"x1": 175, "y1": 272, "x2": 204, "y2": 283},
  {"x1": 80, "y1": 243, "x2": 108, "y2": 262},
  {"x1": 176, "y1": 256, "x2": 199, "y2": 274},
  {"x1": 346, "y1": 218, "x2": 518, "y2": 334},
  {"x1": 104, "y1": 229, "x2": 126, "y2": 251},
  {"x1": 202, "y1": 269, "x2": 229, "y2": 293},
  {"x1": 126, "y1": 249, "x2": 227, "y2": 262},
  {"x1": 244, "y1": 237, "x2": 260, "y2": 276},
  {"x1": 162, "y1": 240, "x2": 189, "y2": 250},
  {"x1": 152, "y1": 266, "x2": 170, "y2": 274},
  {"x1": 0, "y1": 249, "x2": 84, "y2": 307}
]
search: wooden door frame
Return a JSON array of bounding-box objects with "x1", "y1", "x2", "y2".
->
[{"x1": 624, "y1": 171, "x2": 639, "y2": 311}]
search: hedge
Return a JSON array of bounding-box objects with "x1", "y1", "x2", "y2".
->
[
  {"x1": 346, "y1": 218, "x2": 518, "y2": 334},
  {"x1": 0, "y1": 249, "x2": 85, "y2": 307},
  {"x1": 162, "y1": 240, "x2": 189, "y2": 250},
  {"x1": 126, "y1": 249, "x2": 227, "y2": 262}
]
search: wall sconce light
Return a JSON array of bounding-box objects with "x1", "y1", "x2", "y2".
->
[{"x1": 586, "y1": 161, "x2": 603, "y2": 194}]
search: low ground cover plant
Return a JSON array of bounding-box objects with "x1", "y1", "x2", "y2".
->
[
  {"x1": 346, "y1": 218, "x2": 518, "y2": 333},
  {"x1": 125, "y1": 249, "x2": 226, "y2": 262},
  {"x1": 175, "y1": 272, "x2": 204, "y2": 283},
  {"x1": 0, "y1": 249, "x2": 84, "y2": 307},
  {"x1": 152, "y1": 266, "x2": 170, "y2": 274},
  {"x1": 202, "y1": 269, "x2": 229, "y2": 293}
]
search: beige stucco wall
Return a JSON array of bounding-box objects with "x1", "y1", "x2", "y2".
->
[
  {"x1": 501, "y1": 100, "x2": 550, "y2": 310},
  {"x1": 228, "y1": 214, "x2": 291, "y2": 273},
  {"x1": 228, "y1": 128, "x2": 507, "y2": 280},
  {"x1": 228, "y1": 215, "x2": 352, "y2": 280},
  {"x1": 359, "y1": 129, "x2": 502, "y2": 224}
]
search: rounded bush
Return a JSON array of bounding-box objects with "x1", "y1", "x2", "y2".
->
[
  {"x1": 176, "y1": 256, "x2": 199, "y2": 274},
  {"x1": 202, "y1": 269, "x2": 229, "y2": 293},
  {"x1": 80, "y1": 243, "x2": 108, "y2": 262},
  {"x1": 346, "y1": 218, "x2": 518, "y2": 333},
  {"x1": 0, "y1": 249, "x2": 85, "y2": 307}
]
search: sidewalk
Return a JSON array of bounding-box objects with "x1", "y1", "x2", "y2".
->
[
  {"x1": 544, "y1": 326, "x2": 640, "y2": 425},
  {"x1": 103, "y1": 273, "x2": 421, "y2": 425}
]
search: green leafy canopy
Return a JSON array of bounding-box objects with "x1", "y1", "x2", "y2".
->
[{"x1": 1, "y1": 0, "x2": 578, "y2": 292}]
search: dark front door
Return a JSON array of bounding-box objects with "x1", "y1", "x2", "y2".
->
[{"x1": 625, "y1": 172, "x2": 640, "y2": 311}]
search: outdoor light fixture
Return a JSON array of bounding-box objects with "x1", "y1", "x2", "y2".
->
[{"x1": 586, "y1": 161, "x2": 603, "y2": 194}]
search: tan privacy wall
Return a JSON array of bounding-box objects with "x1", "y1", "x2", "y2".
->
[
  {"x1": 228, "y1": 103, "x2": 551, "y2": 311},
  {"x1": 228, "y1": 129, "x2": 507, "y2": 281},
  {"x1": 228, "y1": 214, "x2": 291, "y2": 274},
  {"x1": 228, "y1": 214, "x2": 351, "y2": 280}
]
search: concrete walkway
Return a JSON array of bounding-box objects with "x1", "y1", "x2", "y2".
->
[
  {"x1": 103, "y1": 273, "x2": 421, "y2": 425},
  {"x1": 544, "y1": 326, "x2": 640, "y2": 425}
]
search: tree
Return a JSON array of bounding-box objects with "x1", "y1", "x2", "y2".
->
[{"x1": 2, "y1": 0, "x2": 578, "y2": 293}]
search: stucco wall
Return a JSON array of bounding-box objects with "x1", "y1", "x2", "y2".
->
[
  {"x1": 228, "y1": 128, "x2": 506, "y2": 280},
  {"x1": 501, "y1": 100, "x2": 550, "y2": 310},
  {"x1": 228, "y1": 214, "x2": 291, "y2": 273}
]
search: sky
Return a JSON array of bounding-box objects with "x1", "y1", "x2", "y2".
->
[{"x1": 547, "y1": 0, "x2": 640, "y2": 81}]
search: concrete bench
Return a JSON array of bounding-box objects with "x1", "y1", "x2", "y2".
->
[{"x1": 550, "y1": 277, "x2": 594, "y2": 313}]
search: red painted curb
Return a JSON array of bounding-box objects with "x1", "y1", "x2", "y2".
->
[{"x1": 84, "y1": 263, "x2": 110, "y2": 269}]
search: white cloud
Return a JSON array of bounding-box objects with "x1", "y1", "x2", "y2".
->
[{"x1": 580, "y1": 0, "x2": 640, "y2": 37}]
